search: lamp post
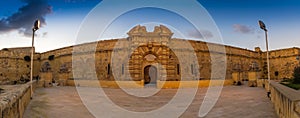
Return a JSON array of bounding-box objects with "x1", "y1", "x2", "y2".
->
[
  {"x1": 258, "y1": 20, "x2": 271, "y2": 96},
  {"x1": 30, "y1": 20, "x2": 40, "y2": 99}
]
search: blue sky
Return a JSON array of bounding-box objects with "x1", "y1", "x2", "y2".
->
[{"x1": 0, "y1": 0, "x2": 299, "y2": 52}]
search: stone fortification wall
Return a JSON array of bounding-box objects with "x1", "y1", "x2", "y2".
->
[
  {"x1": 38, "y1": 38, "x2": 262, "y2": 81},
  {"x1": 0, "y1": 48, "x2": 40, "y2": 84},
  {"x1": 186, "y1": 40, "x2": 261, "y2": 80},
  {"x1": 262, "y1": 48, "x2": 300, "y2": 79},
  {"x1": 0, "y1": 26, "x2": 299, "y2": 84},
  {"x1": 1, "y1": 40, "x2": 299, "y2": 84}
]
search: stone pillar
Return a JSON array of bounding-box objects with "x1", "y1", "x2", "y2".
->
[
  {"x1": 160, "y1": 46, "x2": 169, "y2": 81},
  {"x1": 129, "y1": 47, "x2": 142, "y2": 81}
]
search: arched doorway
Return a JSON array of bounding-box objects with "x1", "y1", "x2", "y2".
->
[{"x1": 144, "y1": 65, "x2": 157, "y2": 84}]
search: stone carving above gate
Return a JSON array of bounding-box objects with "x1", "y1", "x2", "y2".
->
[
  {"x1": 128, "y1": 25, "x2": 173, "y2": 36},
  {"x1": 127, "y1": 25, "x2": 173, "y2": 44},
  {"x1": 144, "y1": 54, "x2": 157, "y2": 62}
]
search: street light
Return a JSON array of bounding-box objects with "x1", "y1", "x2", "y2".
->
[
  {"x1": 258, "y1": 20, "x2": 271, "y2": 96},
  {"x1": 30, "y1": 19, "x2": 40, "y2": 99}
]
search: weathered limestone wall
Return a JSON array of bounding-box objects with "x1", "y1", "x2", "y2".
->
[
  {"x1": 30, "y1": 40, "x2": 121, "y2": 87},
  {"x1": 190, "y1": 40, "x2": 261, "y2": 80},
  {"x1": 269, "y1": 81, "x2": 300, "y2": 118},
  {"x1": 264, "y1": 48, "x2": 300, "y2": 79},
  {"x1": 0, "y1": 48, "x2": 40, "y2": 84},
  {"x1": 1, "y1": 41, "x2": 298, "y2": 84},
  {"x1": 0, "y1": 81, "x2": 37, "y2": 118},
  {"x1": 0, "y1": 26, "x2": 299, "y2": 84},
  {"x1": 39, "y1": 45, "x2": 74, "y2": 82}
]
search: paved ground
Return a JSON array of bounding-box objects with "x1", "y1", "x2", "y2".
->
[{"x1": 24, "y1": 85, "x2": 277, "y2": 118}]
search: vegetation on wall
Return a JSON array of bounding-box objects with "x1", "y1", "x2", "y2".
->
[
  {"x1": 293, "y1": 66, "x2": 300, "y2": 84},
  {"x1": 281, "y1": 66, "x2": 300, "y2": 90}
]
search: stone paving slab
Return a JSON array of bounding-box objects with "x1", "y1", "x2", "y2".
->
[{"x1": 23, "y1": 86, "x2": 277, "y2": 118}]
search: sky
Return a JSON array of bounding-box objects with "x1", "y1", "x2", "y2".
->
[{"x1": 0, "y1": 0, "x2": 299, "y2": 52}]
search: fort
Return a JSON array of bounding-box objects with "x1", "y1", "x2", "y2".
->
[
  {"x1": 1, "y1": 25, "x2": 300, "y2": 117},
  {"x1": 0, "y1": 25, "x2": 299, "y2": 87}
]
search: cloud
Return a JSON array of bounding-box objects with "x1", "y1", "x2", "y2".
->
[
  {"x1": 187, "y1": 30, "x2": 213, "y2": 39},
  {"x1": 42, "y1": 32, "x2": 48, "y2": 37},
  {"x1": 233, "y1": 24, "x2": 254, "y2": 34},
  {"x1": 0, "y1": 0, "x2": 52, "y2": 37}
]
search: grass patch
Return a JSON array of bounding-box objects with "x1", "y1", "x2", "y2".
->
[
  {"x1": 281, "y1": 79, "x2": 293, "y2": 83},
  {"x1": 281, "y1": 82, "x2": 300, "y2": 90}
]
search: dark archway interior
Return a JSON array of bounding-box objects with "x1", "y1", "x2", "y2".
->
[{"x1": 144, "y1": 65, "x2": 157, "y2": 84}]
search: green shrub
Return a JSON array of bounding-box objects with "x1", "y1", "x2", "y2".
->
[
  {"x1": 281, "y1": 83, "x2": 300, "y2": 90},
  {"x1": 293, "y1": 67, "x2": 300, "y2": 84}
]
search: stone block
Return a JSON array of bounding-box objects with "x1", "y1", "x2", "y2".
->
[
  {"x1": 58, "y1": 79, "x2": 66, "y2": 86},
  {"x1": 232, "y1": 72, "x2": 242, "y2": 84},
  {"x1": 296, "y1": 102, "x2": 300, "y2": 117},
  {"x1": 40, "y1": 72, "x2": 53, "y2": 81},
  {"x1": 232, "y1": 72, "x2": 238, "y2": 82},
  {"x1": 248, "y1": 80, "x2": 257, "y2": 87},
  {"x1": 38, "y1": 72, "x2": 53, "y2": 87},
  {"x1": 44, "y1": 80, "x2": 52, "y2": 87},
  {"x1": 257, "y1": 79, "x2": 264, "y2": 87},
  {"x1": 248, "y1": 72, "x2": 259, "y2": 87},
  {"x1": 58, "y1": 73, "x2": 69, "y2": 80},
  {"x1": 248, "y1": 72, "x2": 259, "y2": 81}
]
